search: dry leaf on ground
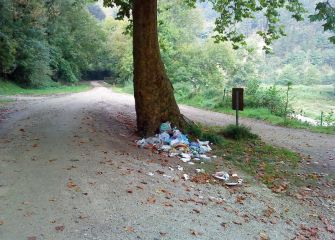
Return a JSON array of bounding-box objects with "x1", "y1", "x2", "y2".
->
[
  {"x1": 147, "y1": 196, "x2": 156, "y2": 204},
  {"x1": 55, "y1": 225, "x2": 65, "y2": 232}
]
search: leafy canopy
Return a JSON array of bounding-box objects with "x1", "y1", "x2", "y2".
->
[
  {"x1": 102, "y1": 0, "x2": 335, "y2": 52},
  {"x1": 309, "y1": 1, "x2": 335, "y2": 43}
]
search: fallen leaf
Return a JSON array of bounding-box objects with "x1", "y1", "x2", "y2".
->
[
  {"x1": 297, "y1": 225, "x2": 319, "y2": 238},
  {"x1": 235, "y1": 195, "x2": 246, "y2": 204},
  {"x1": 193, "y1": 209, "x2": 200, "y2": 214},
  {"x1": 163, "y1": 202, "x2": 173, "y2": 207},
  {"x1": 27, "y1": 237, "x2": 37, "y2": 240},
  {"x1": 66, "y1": 165, "x2": 76, "y2": 170},
  {"x1": 220, "y1": 222, "x2": 228, "y2": 229},
  {"x1": 124, "y1": 226, "x2": 134, "y2": 232},
  {"x1": 263, "y1": 206, "x2": 276, "y2": 218},
  {"x1": 271, "y1": 183, "x2": 288, "y2": 193},
  {"x1": 270, "y1": 219, "x2": 278, "y2": 224},
  {"x1": 259, "y1": 232, "x2": 269, "y2": 240},
  {"x1": 191, "y1": 173, "x2": 211, "y2": 184},
  {"x1": 127, "y1": 189, "x2": 133, "y2": 194},
  {"x1": 55, "y1": 225, "x2": 64, "y2": 232},
  {"x1": 319, "y1": 215, "x2": 335, "y2": 233},
  {"x1": 67, "y1": 180, "x2": 77, "y2": 188},
  {"x1": 190, "y1": 229, "x2": 202, "y2": 236},
  {"x1": 0, "y1": 220, "x2": 3, "y2": 225},
  {"x1": 147, "y1": 196, "x2": 156, "y2": 204}
]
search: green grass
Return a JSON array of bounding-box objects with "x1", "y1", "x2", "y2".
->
[
  {"x1": 220, "y1": 107, "x2": 335, "y2": 134},
  {"x1": 104, "y1": 83, "x2": 335, "y2": 134},
  {"x1": 267, "y1": 84, "x2": 335, "y2": 119},
  {"x1": 111, "y1": 84, "x2": 134, "y2": 94},
  {"x1": 0, "y1": 81, "x2": 92, "y2": 96},
  {"x1": 217, "y1": 138, "x2": 323, "y2": 190},
  {"x1": 185, "y1": 123, "x2": 226, "y2": 146},
  {"x1": 221, "y1": 124, "x2": 259, "y2": 140},
  {"x1": 0, "y1": 98, "x2": 14, "y2": 104},
  {"x1": 186, "y1": 124, "x2": 314, "y2": 193}
]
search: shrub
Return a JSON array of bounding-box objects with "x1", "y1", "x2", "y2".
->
[{"x1": 221, "y1": 124, "x2": 258, "y2": 140}]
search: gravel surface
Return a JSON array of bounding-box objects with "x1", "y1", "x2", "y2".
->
[{"x1": 0, "y1": 83, "x2": 334, "y2": 239}]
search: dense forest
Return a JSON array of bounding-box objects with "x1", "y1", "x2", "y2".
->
[{"x1": 0, "y1": 0, "x2": 106, "y2": 87}]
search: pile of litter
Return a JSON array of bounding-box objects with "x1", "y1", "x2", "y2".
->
[{"x1": 136, "y1": 122, "x2": 214, "y2": 164}]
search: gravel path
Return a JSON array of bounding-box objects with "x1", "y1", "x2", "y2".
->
[{"x1": 0, "y1": 83, "x2": 334, "y2": 239}]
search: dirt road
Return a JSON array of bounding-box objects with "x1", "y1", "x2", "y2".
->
[{"x1": 0, "y1": 83, "x2": 334, "y2": 239}]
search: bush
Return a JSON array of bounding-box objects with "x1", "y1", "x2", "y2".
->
[
  {"x1": 221, "y1": 124, "x2": 258, "y2": 140},
  {"x1": 244, "y1": 82, "x2": 288, "y2": 117},
  {"x1": 185, "y1": 123, "x2": 225, "y2": 145}
]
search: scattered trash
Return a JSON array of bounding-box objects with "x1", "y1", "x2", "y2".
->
[
  {"x1": 177, "y1": 165, "x2": 183, "y2": 171},
  {"x1": 196, "y1": 169, "x2": 205, "y2": 173},
  {"x1": 147, "y1": 172, "x2": 154, "y2": 176},
  {"x1": 160, "y1": 121, "x2": 172, "y2": 133},
  {"x1": 213, "y1": 172, "x2": 243, "y2": 186},
  {"x1": 183, "y1": 174, "x2": 190, "y2": 181},
  {"x1": 225, "y1": 179, "x2": 243, "y2": 186},
  {"x1": 136, "y1": 122, "x2": 214, "y2": 165},
  {"x1": 213, "y1": 171, "x2": 230, "y2": 181},
  {"x1": 200, "y1": 154, "x2": 211, "y2": 161}
]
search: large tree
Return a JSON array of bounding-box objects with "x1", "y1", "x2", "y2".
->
[{"x1": 102, "y1": 0, "x2": 334, "y2": 137}]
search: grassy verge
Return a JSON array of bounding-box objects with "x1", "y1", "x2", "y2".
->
[
  {"x1": 0, "y1": 98, "x2": 14, "y2": 105},
  {"x1": 213, "y1": 107, "x2": 335, "y2": 134},
  {"x1": 187, "y1": 124, "x2": 320, "y2": 193},
  {"x1": 113, "y1": 83, "x2": 335, "y2": 134},
  {"x1": 0, "y1": 81, "x2": 92, "y2": 96},
  {"x1": 111, "y1": 84, "x2": 134, "y2": 94}
]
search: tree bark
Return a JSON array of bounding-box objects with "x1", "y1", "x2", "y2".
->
[{"x1": 133, "y1": 0, "x2": 185, "y2": 137}]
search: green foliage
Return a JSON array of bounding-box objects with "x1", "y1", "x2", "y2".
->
[
  {"x1": 323, "y1": 110, "x2": 335, "y2": 126},
  {"x1": 221, "y1": 124, "x2": 258, "y2": 140},
  {"x1": 184, "y1": 123, "x2": 225, "y2": 145},
  {"x1": 101, "y1": 17, "x2": 133, "y2": 84},
  {"x1": 0, "y1": 0, "x2": 107, "y2": 87},
  {"x1": 309, "y1": 1, "x2": 335, "y2": 44}
]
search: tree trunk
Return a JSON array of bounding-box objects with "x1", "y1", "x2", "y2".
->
[{"x1": 133, "y1": 0, "x2": 185, "y2": 137}]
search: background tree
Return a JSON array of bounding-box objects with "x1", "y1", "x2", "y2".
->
[
  {"x1": 0, "y1": 0, "x2": 107, "y2": 87},
  {"x1": 102, "y1": 0, "x2": 319, "y2": 136}
]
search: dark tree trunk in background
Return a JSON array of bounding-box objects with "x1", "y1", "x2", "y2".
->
[{"x1": 133, "y1": 0, "x2": 185, "y2": 137}]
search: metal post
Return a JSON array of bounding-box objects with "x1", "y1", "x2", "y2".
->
[{"x1": 236, "y1": 91, "x2": 239, "y2": 127}]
